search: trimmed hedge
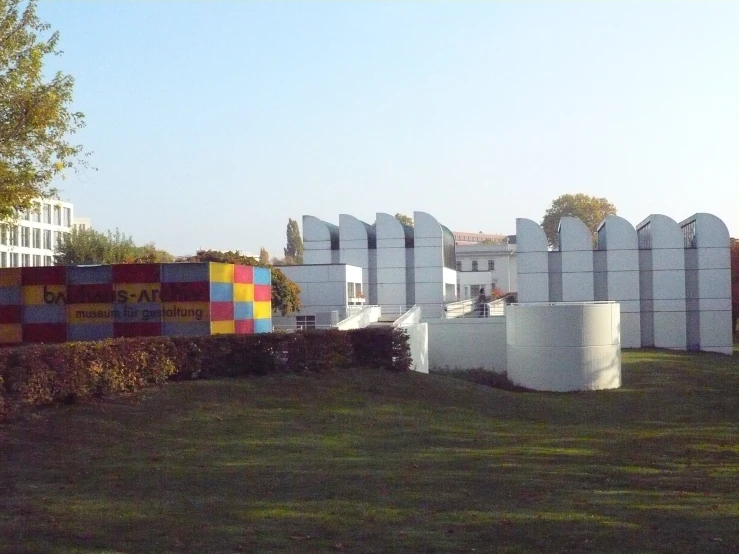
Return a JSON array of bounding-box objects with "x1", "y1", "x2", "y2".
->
[{"x1": 0, "y1": 327, "x2": 411, "y2": 421}]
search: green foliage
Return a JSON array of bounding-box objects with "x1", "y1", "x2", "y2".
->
[
  {"x1": 53, "y1": 227, "x2": 173, "y2": 265},
  {"x1": 540, "y1": 193, "x2": 617, "y2": 247},
  {"x1": 394, "y1": 213, "x2": 413, "y2": 227},
  {"x1": 0, "y1": 328, "x2": 412, "y2": 420},
  {"x1": 259, "y1": 247, "x2": 270, "y2": 265},
  {"x1": 192, "y1": 249, "x2": 301, "y2": 316},
  {"x1": 0, "y1": 1, "x2": 89, "y2": 222},
  {"x1": 284, "y1": 218, "x2": 304, "y2": 264}
]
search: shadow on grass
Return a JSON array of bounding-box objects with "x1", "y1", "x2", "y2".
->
[
  {"x1": 430, "y1": 367, "x2": 532, "y2": 392},
  {"x1": 1, "y1": 350, "x2": 738, "y2": 553}
]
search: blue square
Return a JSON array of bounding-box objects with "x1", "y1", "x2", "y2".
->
[
  {"x1": 254, "y1": 267, "x2": 271, "y2": 285},
  {"x1": 234, "y1": 301, "x2": 253, "y2": 320},
  {"x1": 254, "y1": 318, "x2": 271, "y2": 334},
  {"x1": 210, "y1": 282, "x2": 233, "y2": 302}
]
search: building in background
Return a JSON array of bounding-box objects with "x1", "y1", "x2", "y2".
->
[
  {"x1": 72, "y1": 217, "x2": 92, "y2": 231},
  {"x1": 454, "y1": 241, "x2": 517, "y2": 299},
  {"x1": 0, "y1": 200, "x2": 81, "y2": 268},
  {"x1": 453, "y1": 231, "x2": 507, "y2": 245}
]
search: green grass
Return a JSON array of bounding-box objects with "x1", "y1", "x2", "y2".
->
[{"x1": 1, "y1": 348, "x2": 738, "y2": 553}]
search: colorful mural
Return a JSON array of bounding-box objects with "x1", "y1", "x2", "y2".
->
[{"x1": 0, "y1": 263, "x2": 272, "y2": 345}]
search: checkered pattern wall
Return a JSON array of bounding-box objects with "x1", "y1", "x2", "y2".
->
[{"x1": 0, "y1": 263, "x2": 272, "y2": 345}]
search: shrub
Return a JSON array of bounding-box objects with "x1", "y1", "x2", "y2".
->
[{"x1": 0, "y1": 327, "x2": 411, "y2": 420}]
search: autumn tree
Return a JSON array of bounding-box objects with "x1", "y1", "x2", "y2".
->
[
  {"x1": 192, "y1": 249, "x2": 301, "y2": 316},
  {"x1": 259, "y1": 247, "x2": 270, "y2": 265},
  {"x1": 394, "y1": 213, "x2": 413, "y2": 227},
  {"x1": 0, "y1": 1, "x2": 88, "y2": 222},
  {"x1": 541, "y1": 193, "x2": 617, "y2": 247},
  {"x1": 54, "y1": 228, "x2": 172, "y2": 265},
  {"x1": 284, "y1": 218, "x2": 303, "y2": 264}
]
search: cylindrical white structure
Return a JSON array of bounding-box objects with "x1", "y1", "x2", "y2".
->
[{"x1": 506, "y1": 302, "x2": 621, "y2": 392}]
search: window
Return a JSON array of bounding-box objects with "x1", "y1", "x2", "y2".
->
[
  {"x1": 53, "y1": 231, "x2": 59, "y2": 248},
  {"x1": 43, "y1": 230, "x2": 51, "y2": 249},
  {"x1": 54, "y1": 205, "x2": 62, "y2": 225},
  {"x1": 488, "y1": 260, "x2": 494, "y2": 271},
  {"x1": 472, "y1": 260, "x2": 478, "y2": 271},
  {"x1": 33, "y1": 255, "x2": 41, "y2": 266},
  {"x1": 0, "y1": 252, "x2": 6, "y2": 268},
  {"x1": 0, "y1": 225, "x2": 6, "y2": 245},
  {"x1": 296, "y1": 315, "x2": 316, "y2": 330},
  {"x1": 43, "y1": 203, "x2": 51, "y2": 223},
  {"x1": 10, "y1": 253, "x2": 18, "y2": 267},
  {"x1": 10, "y1": 226, "x2": 18, "y2": 246},
  {"x1": 22, "y1": 209, "x2": 30, "y2": 221},
  {"x1": 20, "y1": 226, "x2": 30, "y2": 247},
  {"x1": 63, "y1": 207, "x2": 71, "y2": 227},
  {"x1": 31, "y1": 203, "x2": 41, "y2": 222},
  {"x1": 44, "y1": 255, "x2": 53, "y2": 266},
  {"x1": 32, "y1": 228, "x2": 41, "y2": 248},
  {"x1": 21, "y1": 254, "x2": 30, "y2": 267},
  {"x1": 456, "y1": 261, "x2": 461, "y2": 272}
]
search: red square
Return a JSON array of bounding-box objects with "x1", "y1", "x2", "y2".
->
[
  {"x1": 21, "y1": 266, "x2": 67, "y2": 285},
  {"x1": 254, "y1": 284, "x2": 271, "y2": 302},
  {"x1": 233, "y1": 265, "x2": 253, "y2": 284},
  {"x1": 0, "y1": 305, "x2": 22, "y2": 324},
  {"x1": 234, "y1": 319, "x2": 254, "y2": 335},
  {"x1": 23, "y1": 323, "x2": 67, "y2": 343},
  {"x1": 114, "y1": 322, "x2": 162, "y2": 338},
  {"x1": 112, "y1": 264, "x2": 161, "y2": 284},
  {"x1": 210, "y1": 302, "x2": 234, "y2": 321}
]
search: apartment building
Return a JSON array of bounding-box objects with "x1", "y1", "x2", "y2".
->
[{"x1": 0, "y1": 200, "x2": 75, "y2": 268}]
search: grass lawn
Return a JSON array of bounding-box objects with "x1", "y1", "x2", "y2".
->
[{"x1": 1, "y1": 347, "x2": 738, "y2": 553}]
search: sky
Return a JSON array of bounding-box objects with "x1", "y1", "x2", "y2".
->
[{"x1": 37, "y1": 0, "x2": 739, "y2": 257}]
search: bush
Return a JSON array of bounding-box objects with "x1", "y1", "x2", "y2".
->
[{"x1": 0, "y1": 327, "x2": 411, "y2": 421}]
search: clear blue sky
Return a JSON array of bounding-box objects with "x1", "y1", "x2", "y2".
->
[{"x1": 38, "y1": 1, "x2": 739, "y2": 257}]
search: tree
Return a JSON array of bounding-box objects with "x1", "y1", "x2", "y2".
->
[
  {"x1": 54, "y1": 228, "x2": 172, "y2": 265},
  {"x1": 259, "y1": 247, "x2": 270, "y2": 265},
  {"x1": 0, "y1": 1, "x2": 88, "y2": 222},
  {"x1": 394, "y1": 213, "x2": 413, "y2": 227},
  {"x1": 731, "y1": 238, "x2": 739, "y2": 333},
  {"x1": 284, "y1": 218, "x2": 303, "y2": 265},
  {"x1": 540, "y1": 193, "x2": 617, "y2": 248},
  {"x1": 192, "y1": 249, "x2": 301, "y2": 316}
]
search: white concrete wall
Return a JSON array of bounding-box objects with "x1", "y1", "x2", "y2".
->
[
  {"x1": 339, "y1": 214, "x2": 377, "y2": 304},
  {"x1": 637, "y1": 215, "x2": 687, "y2": 349},
  {"x1": 336, "y1": 305, "x2": 381, "y2": 330},
  {"x1": 303, "y1": 215, "x2": 339, "y2": 265},
  {"x1": 681, "y1": 213, "x2": 732, "y2": 354},
  {"x1": 595, "y1": 216, "x2": 641, "y2": 348},
  {"x1": 506, "y1": 303, "x2": 621, "y2": 392},
  {"x1": 376, "y1": 212, "x2": 410, "y2": 310},
  {"x1": 558, "y1": 217, "x2": 594, "y2": 301},
  {"x1": 427, "y1": 317, "x2": 507, "y2": 373},
  {"x1": 278, "y1": 264, "x2": 358, "y2": 317},
  {"x1": 414, "y1": 211, "x2": 455, "y2": 318},
  {"x1": 399, "y1": 322, "x2": 429, "y2": 373},
  {"x1": 516, "y1": 218, "x2": 549, "y2": 302}
]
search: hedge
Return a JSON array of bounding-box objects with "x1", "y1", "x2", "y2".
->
[{"x1": 0, "y1": 327, "x2": 411, "y2": 421}]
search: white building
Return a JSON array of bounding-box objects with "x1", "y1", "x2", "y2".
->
[
  {"x1": 0, "y1": 200, "x2": 75, "y2": 268},
  {"x1": 515, "y1": 212, "x2": 732, "y2": 354},
  {"x1": 72, "y1": 217, "x2": 92, "y2": 231},
  {"x1": 454, "y1": 242, "x2": 517, "y2": 299},
  {"x1": 273, "y1": 263, "x2": 364, "y2": 329}
]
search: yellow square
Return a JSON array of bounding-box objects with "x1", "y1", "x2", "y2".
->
[
  {"x1": 211, "y1": 320, "x2": 235, "y2": 335},
  {"x1": 254, "y1": 301, "x2": 271, "y2": 319},
  {"x1": 162, "y1": 302, "x2": 210, "y2": 323},
  {"x1": 233, "y1": 283, "x2": 254, "y2": 302},
  {"x1": 23, "y1": 285, "x2": 66, "y2": 306},
  {"x1": 68, "y1": 304, "x2": 116, "y2": 324},
  {"x1": 209, "y1": 263, "x2": 234, "y2": 283},
  {"x1": 114, "y1": 283, "x2": 162, "y2": 304},
  {"x1": 0, "y1": 324, "x2": 22, "y2": 343},
  {"x1": 0, "y1": 269, "x2": 21, "y2": 286}
]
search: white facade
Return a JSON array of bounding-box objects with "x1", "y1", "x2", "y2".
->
[
  {"x1": 339, "y1": 214, "x2": 377, "y2": 305},
  {"x1": 413, "y1": 211, "x2": 457, "y2": 318},
  {"x1": 680, "y1": 213, "x2": 732, "y2": 354},
  {"x1": 0, "y1": 199, "x2": 75, "y2": 268},
  {"x1": 375, "y1": 212, "x2": 413, "y2": 310},
  {"x1": 72, "y1": 217, "x2": 92, "y2": 231},
  {"x1": 515, "y1": 212, "x2": 732, "y2": 354},
  {"x1": 516, "y1": 218, "x2": 550, "y2": 302},
  {"x1": 506, "y1": 302, "x2": 621, "y2": 392},
  {"x1": 303, "y1": 215, "x2": 339, "y2": 265},
  {"x1": 455, "y1": 242, "x2": 517, "y2": 299}
]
